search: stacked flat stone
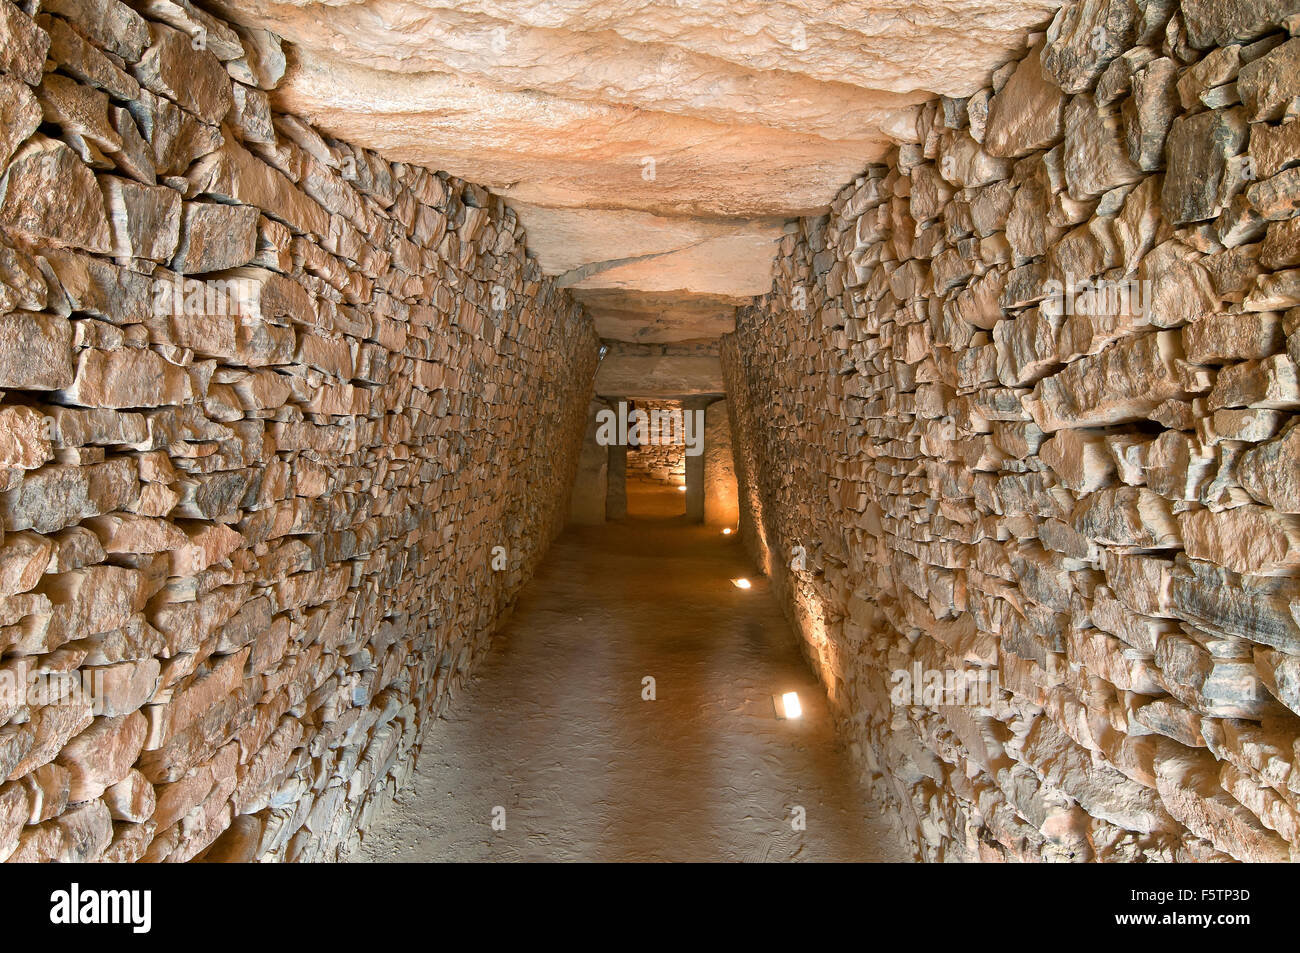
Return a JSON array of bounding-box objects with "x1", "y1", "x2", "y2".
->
[
  {"x1": 0, "y1": 0, "x2": 598, "y2": 862},
  {"x1": 626, "y1": 399, "x2": 687, "y2": 487},
  {"x1": 724, "y1": 0, "x2": 1300, "y2": 862}
]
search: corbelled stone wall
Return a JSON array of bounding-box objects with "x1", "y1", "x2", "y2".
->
[
  {"x1": 724, "y1": 0, "x2": 1300, "y2": 862},
  {"x1": 0, "y1": 0, "x2": 596, "y2": 862}
]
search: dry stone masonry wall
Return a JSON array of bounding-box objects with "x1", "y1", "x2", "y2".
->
[
  {"x1": 626, "y1": 399, "x2": 687, "y2": 488},
  {"x1": 724, "y1": 0, "x2": 1300, "y2": 862},
  {"x1": 0, "y1": 0, "x2": 597, "y2": 862}
]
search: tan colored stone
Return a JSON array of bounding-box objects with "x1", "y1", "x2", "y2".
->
[
  {"x1": 1238, "y1": 37, "x2": 1300, "y2": 121},
  {"x1": 1039, "y1": 429, "x2": 1115, "y2": 492},
  {"x1": 1180, "y1": 505, "x2": 1300, "y2": 574},
  {"x1": 55, "y1": 711, "x2": 147, "y2": 801},
  {"x1": 0, "y1": 406, "x2": 53, "y2": 471},
  {"x1": 1, "y1": 458, "x2": 140, "y2": 535},
  {"x1": 0, "y1": 0, "x2": 49, "y2": 85},
  {"x1": 1028, "y1": 331, "x2": 1194, "y2": 431},
  {"x1": 134, "y1": 22, "x2": 233, "y2": 126},
  {"x1": 984, "y1": 41, "x2": 1065, "y2": 159},
  {"x1": 0, "y1": 74, "x2": 40, "y2": 174},
  {"x1": 100, "y1": 176, "x2": 181, "y2": 262},
  {"x1": 1207, "y1": 353, "x2": 1300, "y2": 409},
  {"x1": 59, "y1": 347, "x2": 194, "y2": 409},
  {"x1": 172, "y1": 201, "x2": 261, "y2": 273},
  {"x1": 0, "y1": 137, "x2": 112, "y2": 253},
  {"x1": 103, "y1": 768, "x2": 155, "y2": 822},
  {"x1": 1155, "y1": 750, "x2": 1290, "y2": 861},
  {"x1": 0, "y1": 532, "x2": 54, "y2": 600},
  {"x1": 188, "y1": 138, "x2": 329, "y2": 238},
  {"x1": 39, "y1": 15, "x2": 140, "y2": 102},
  {"x1": 1062, "y1": 95, "x2": 1143, "y2": 200}
]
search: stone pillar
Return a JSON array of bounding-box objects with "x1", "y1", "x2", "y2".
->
[
  {"x1": 569, "y1": 398, "x2": 610, "y2": 524},
  {"x1": 683, "y1": 397, "x2": 708, "y2": 523},
  {"x1": 606, "y1": 398, "x2": 628, "y2": 520},
  {"x1": 704, "y1": 399, "x2": 739, "y2": 526}
]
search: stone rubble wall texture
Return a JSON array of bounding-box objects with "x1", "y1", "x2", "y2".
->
[
  {"x1": 625, "y1": 399, "x2": 687, "y2": 487},
  {"x1": 723, "y1": 0, "x2": 1300, "y2": 862},
  {"x1": 0, "y1": 0, "x2": 597, "y2": 862}
]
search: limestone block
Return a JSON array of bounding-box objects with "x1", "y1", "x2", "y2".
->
[
  {"x1": 982, "y1": 42, "x2": 1066, "y2": 157},
  {"x1": 133, "y1": 22, "x2": 233, "y2": 126},
  {"x1": 1124, "y1": 56, "x2": 1181, "y2": 171},
  {"x1": 0, "y1": 0, "x2": 49, "y2": 85},
  {"x1": 39, "y1": 14, "x2": 140, "y2": 102},
  {"x1": 100, "y1": 176, "x2": 181, "y2": 261},
  {"x1": 0, "y1": 137, "x2": 112, "y2": 253},
  {"x1": 41, "y1": 0, "x2": 150, "y2": 63},
  {"x1": 1238, "y1": 423, "x2": 1300, "y2": 511},
  {"x1": 1179, "y1": 505, "x2": 1300, "y2": 574},
  {"x1": 59, "y1": 347, "x2": 194, "y2": 409},
  {"x1": 1161, "y1": 108, "x2": 1249, "y2": 224},
  {"x1": 1063, "y1": 95, "x2": 1143, "y2": 200},
  {"x1": 55, "y1": 711, "x2": 147, "y2": 801},
  {"x1": 1182, "y1": 0, "x2": 1300, "y2": 48},
  {"x1": 0, "y1": 75, "x2": 40, "y2": 175},
  {"x1": 1041, "y1": 0, "x2": 1140, "y2": 93},
  {"x1": 1027, "y1": 331, "x2": 1193, "y2": 431},
  {"x1": 1155, "y1": 750, "x2": 1290, "y2": 860},
  {"x1": 188, "y1": 139, "x2": 329, "y2": 237}
]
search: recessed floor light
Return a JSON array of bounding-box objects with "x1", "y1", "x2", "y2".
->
[
  {"x1": 732, "y1": 577, "x2": 751, "y2": 589},
  {"x1": 773, "y1": 691, "x2": 802, "y2": 719}
]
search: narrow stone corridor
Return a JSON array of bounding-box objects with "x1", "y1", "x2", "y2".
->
[
  {"x1": 353, "y1": 485, "x2": 907, "y2": 862},
  {"x1": 5, "y1": 0, "x2": 1300, "y2": 875}
]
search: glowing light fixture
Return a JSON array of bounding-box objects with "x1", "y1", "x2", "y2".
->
[
  {"x1": 773, "y1": 691, "x2": 802, "y2": 720},
  {"x1": 732, "y1": 577, "x2": 751, "y2": 589},
  {"x1": 722, "y1": 528, "x2": 733, "y2": 535},
  {"x1": 677, "y1": 485, "x2": 687, "y2": 492}
]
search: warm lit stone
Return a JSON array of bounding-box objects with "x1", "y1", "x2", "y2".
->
[{"x1": 0, "y1": 137, "x2": 112, "y2": 253}]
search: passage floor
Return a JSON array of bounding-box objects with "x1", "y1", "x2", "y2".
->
[{"x1": 353, "y1": 486, "x2": 908, "y2": 862}]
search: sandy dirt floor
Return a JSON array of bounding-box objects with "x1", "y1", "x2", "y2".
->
[{"x1": 351, "y1": 484, "x2": 910, "y2": 862}]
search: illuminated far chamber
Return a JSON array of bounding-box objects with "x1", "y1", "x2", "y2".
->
[
  {"x1": 773, "y1": 691, "x2": 802, "y2": 720},
  {"x1": 731, "y1": 577, "x2": 751, "y2": 589}
]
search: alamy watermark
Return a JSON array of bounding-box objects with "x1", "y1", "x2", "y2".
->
[
  {"x1": 49, "y1": 883, "x2": 150, "y2": 933},
  {"x1": 595, "y1": 401, "x2": 705, "y2": 457},
  {"x1": 151, "y1": 276, "x2": 262, "y2": 319},
  {"x1": 890, "y1": 663, "x2": 1000, "y2": 707},
  {"x1": 1041, "y1": 273, "x2": 1152, "y2": 320},
  {"x1": 0, "y1": 663, "x2": 109, "y2": 714}
]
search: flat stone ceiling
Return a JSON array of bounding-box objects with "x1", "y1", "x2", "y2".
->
[{"x1": 215, "y1": 0, "x2": 1062, "y2": 389}]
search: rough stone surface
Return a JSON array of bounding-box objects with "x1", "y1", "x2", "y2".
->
[
  {"x1": 0, "y1": 0, "x2": 596, "y2": 863},
  {"x1": 6, "y1": 0, "x2": 1300, "y2": 867},
  {"x1": 0, "y1": 137, "x2": 112, "y2": 253},
  {"x1": 985, "y1": 41, "x2": 1066, "y2": 159},
  {"x1": 212, "y1": 0, "x2": 1063, "y2": 377},
  {"x1": 723, "y1": 0, "x2": 1300, "y2": 862}
]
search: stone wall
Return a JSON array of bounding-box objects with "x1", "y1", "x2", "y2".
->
[
  {"x1": 0, "y1": 0, "x2": 597, "y2": 862},
  {"x1": 626, "y1": 399, "x2": 687, "y2": 487},
  {"x1": 723, "y1": 0, "x2": 1300, "y2": 862}
]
